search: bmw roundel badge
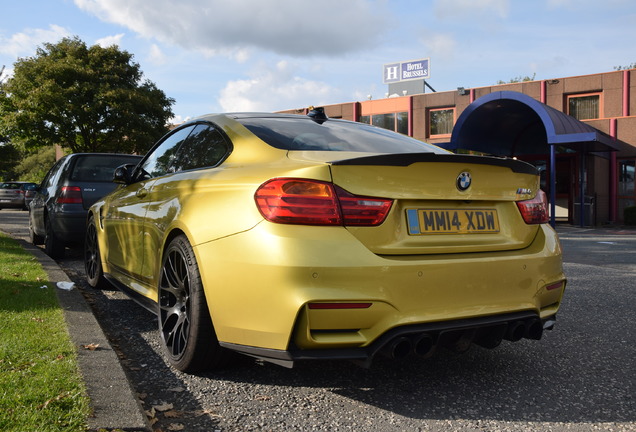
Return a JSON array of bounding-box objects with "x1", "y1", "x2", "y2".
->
[{"x1": 456, "y1": 171, "x2": 472, "y2": 191}]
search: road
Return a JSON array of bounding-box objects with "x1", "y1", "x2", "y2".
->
[{"x1": 1, "y1": 209, "x2": 635, "y2": 431}]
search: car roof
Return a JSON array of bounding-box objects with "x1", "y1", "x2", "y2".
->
[
  {"x1": 191, "y1": 112, "x2": 327, "y2": 123},
  {"x1": 61, "y1": 153, "x2": 143, "y2": 158}
]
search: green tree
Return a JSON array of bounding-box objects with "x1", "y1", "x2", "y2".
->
[
  {"x1": 614, "y1": 63, "x2": 636, "y2": 71},
  {"x1": 14, "y1": 146, "x2": 57, "y2": 183},
  {"x1": 0, "y1": 37, "x2": 174, "y2": 154},
  {"x1": 0, "y1": 142, "x2": 21, "y2": 181},
  {"x1": 496, "y1": 73, "x2": 536, "y2": 85}
]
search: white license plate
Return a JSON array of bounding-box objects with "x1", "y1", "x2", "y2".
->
[{"x1": 406, "y1": 209, "x2": 500, "y2": 235}]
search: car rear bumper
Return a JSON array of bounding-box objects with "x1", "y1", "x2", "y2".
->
[
  {"x1": 194, "y1": 222, "x2": 566, "y2": 357},
  {"x1": 0, "y1": 198, "x2": 25, "y2": 208},
  {"x1": 50, "y1": 208, "x2": 88, "y2": 243}
]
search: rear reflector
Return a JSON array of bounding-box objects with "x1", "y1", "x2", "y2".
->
[
  {"x1": 255, "y1": 178, "x2": 392, "y2": 226},
  {"x1": 546, "y1": 281, "x2": 564, "y2": 291},
  {"x1": 56, "y1": 186, "x2": 83, "y2": 204},
  {"x1": 308, "y1": 302, "x2": 372, "y2": 309},
  {"x1": 516, "y1": 189, "x2": 549, "y2": 224}
]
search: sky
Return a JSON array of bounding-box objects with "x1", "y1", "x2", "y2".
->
[{"x1": 1, "y1": 0, "x2": 635, "y2": 123}]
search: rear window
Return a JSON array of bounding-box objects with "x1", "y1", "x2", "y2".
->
[
  {"x1": 237, "y1": 117, "x2": 447, "y2": 154},
  {"x1": 70, "y1": 155, "x2": 141, "y2": 182},
  {"x1": 1, "y1": 183, "x2": 22, "y2": 190}
]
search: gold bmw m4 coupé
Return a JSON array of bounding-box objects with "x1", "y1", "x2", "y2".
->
[{"x1": 84, "y1": 109, "x2": 566, "y2": 372}]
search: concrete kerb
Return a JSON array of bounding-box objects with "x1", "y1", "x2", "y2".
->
[{"x1": 16, "y1": 239, "x2": 150, "y2": 432}]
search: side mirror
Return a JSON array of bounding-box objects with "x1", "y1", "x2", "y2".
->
[{"x1": 113, "y1": 164, "x2": 135, "y2": 184}]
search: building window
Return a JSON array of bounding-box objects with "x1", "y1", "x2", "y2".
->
[
  {"x1": 359, "y1": 112, "x2": 409, "y2": 135},
  {"x1": 429, "y1": 108, "x2": 455, "y2": 137},
  {"x1": 397, "y1": 112, "x2": 408, "y2": 135},
  {"x1": 567, "y1": 93, "x2": 601, "y2": 120},
  {"x1": 372, "y1": 113, "x2": 396, "y2": 131},
  {"x1": 619, "y1": 159, "x2": 635, "y2": 221}
]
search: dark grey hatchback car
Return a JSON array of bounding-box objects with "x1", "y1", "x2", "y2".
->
[{"x1": 29, "y1": 153, "x2": 142, "y2": 258}]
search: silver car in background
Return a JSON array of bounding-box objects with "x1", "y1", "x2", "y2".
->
[{"x1": 0, "y1": 181, "x2": 38, "y2": 210}]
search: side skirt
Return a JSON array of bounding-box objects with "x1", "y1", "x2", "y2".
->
[{"x1": 104, "y1": 273, "x2": 159, "y2": 315}]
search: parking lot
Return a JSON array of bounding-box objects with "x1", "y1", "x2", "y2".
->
[{"x1": 1, "y1": 209, "x2": 634, "y2": 431}]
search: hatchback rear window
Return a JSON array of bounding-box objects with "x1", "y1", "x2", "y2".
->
[
  {"x1": 70, "y1": 155, "x2": 141, "y2": 182},
  {"x1": 236, "y1": 117, "x2": 447, "y2": 154},
  {"x1": 1, "y1": 183, "x2": 22, "y2": 190}
]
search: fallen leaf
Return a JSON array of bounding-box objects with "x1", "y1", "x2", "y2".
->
[
  {"x1": 193, "y1": 409, "x2": 222, "y2": 418},
  {"x1": 31, "y1": 317, "x2": 44, "y2": 323},
  {"x1": 38, "y1": 392, "x2": 70, "y2": 409},
  {"x1": 80, "y1": 343, "x2": 100, "y2": 351},
  {"x1": 168, "y1": 387, "x2": 185, "y2": 393},
  {"x1": 164, "y1": 410, "x2": 182, "y2": 418},
  {"x1": 168, "y1": 424, "x2": 185, "y2": 431},
  {"x1": 154, "y1": 402, "x2": 174, "y2": 412}
]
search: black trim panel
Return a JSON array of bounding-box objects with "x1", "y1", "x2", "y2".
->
[
  {"x1": 221, "y1": 311, "x2": 552, "y2": 368},
  {"x1": 104, "y1": 273, "x2": 159, "y2": 315},
  {"x1": 329, "y1": 153, "x2": 539, "y2": 175}
]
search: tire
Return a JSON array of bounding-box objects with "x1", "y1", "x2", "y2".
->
[
  {"x1": 158, "y1": 235, "x2": 229, "y2": 372},
  {"x1": 84, "y1": 215, "x2": 108, "y2": 289},
  {"x1": 44, "y1": 215, "x2": 65, "y2": 259},
  {"x1": 28, "y1": 215, "x2": 44, "y2": 245}
]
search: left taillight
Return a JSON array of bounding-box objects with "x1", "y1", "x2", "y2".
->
[
  {"x1": 516, "y1": 189, "x2": 549, "y2": 224},
  {"x1": 254, "y1": 178, "x2": 393, "y2": 226},
  {"x1": 56, "y1": 186, "x2": 83, "y2": 204}
]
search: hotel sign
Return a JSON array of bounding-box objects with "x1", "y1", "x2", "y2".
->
[{"x1": 383, "y1": 58, "x2": 430, "y2": 84}]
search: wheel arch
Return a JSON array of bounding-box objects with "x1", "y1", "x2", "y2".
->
[{"x1": 162, "y1": 228, "x2": 189, "y2": 259}]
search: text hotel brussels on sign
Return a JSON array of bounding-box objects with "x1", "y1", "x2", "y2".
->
[{"x1": 383, "y1": 58, "x2": 430, "y2": 84}]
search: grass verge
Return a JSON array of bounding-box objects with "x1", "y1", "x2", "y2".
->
[{"x1": 0, "y1": 233, "x2": 90, "y2": 431}]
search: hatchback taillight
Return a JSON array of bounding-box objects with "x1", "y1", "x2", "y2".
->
[
  {"x1": 255, "y1": 178, "x2": 393, "y2": 226},
  {"x1": 56, "y1": 186, "x2": 83, "y2": 204},
  {"x1": 516, "y1": 189, "x2": 549, "y2": 224}
]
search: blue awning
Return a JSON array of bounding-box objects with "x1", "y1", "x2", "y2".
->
[{"x1": 440, "y1": 91, "x2": 620, "y2": 155}]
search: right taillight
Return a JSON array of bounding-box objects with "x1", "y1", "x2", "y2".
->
[
  {"x1": 254, "y1": 178, "x2": 393, "y2": 226},
  {"x1": 56, "y1": 186, "x2": 83, "y2": 204},
  {"x1": 516, "y1": 189, "x2": 549, "y2": 224}
]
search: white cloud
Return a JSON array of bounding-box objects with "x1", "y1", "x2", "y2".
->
[
  {"x1": 95, "y1": 33, "x2": 125, "y2": 48},
  {"x1": 420, "y1": 33, "x2": 457, "y2": 62},
  {"x1": 434, "y1": 0, "x2": 509, "y2": 19},
  {"x1": 0, "y1": 25, "x2": 70, "y2": 57},
  {"x1": 147, "y1": 44, "x2": 167, "y2": 65},
  {"x1": 74, "y1": 0, "x2": 388, "y2": 58},
  {"x1": 219, "y1": 61, "x2": 338, "y2": 112}
]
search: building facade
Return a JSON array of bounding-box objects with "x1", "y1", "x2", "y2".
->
[{"x1": 281, "y1": 69, "x2": 636, "y2": 225}]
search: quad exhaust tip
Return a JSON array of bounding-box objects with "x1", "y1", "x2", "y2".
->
[{"x1": 379, "y1": 318, "x2": 548, "y2": 361}]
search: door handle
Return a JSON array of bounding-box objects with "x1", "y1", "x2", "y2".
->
[{"x1": 136, "y1": 188, "x2": 148, "y2": 198}]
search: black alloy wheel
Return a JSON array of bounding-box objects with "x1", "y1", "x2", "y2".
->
[
  {"x1": 158, "y1": 235, "x2": 228, "y2": 372},
  {"x1": 84, "y1": 215, "x2": 107, "y2": 289}
]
